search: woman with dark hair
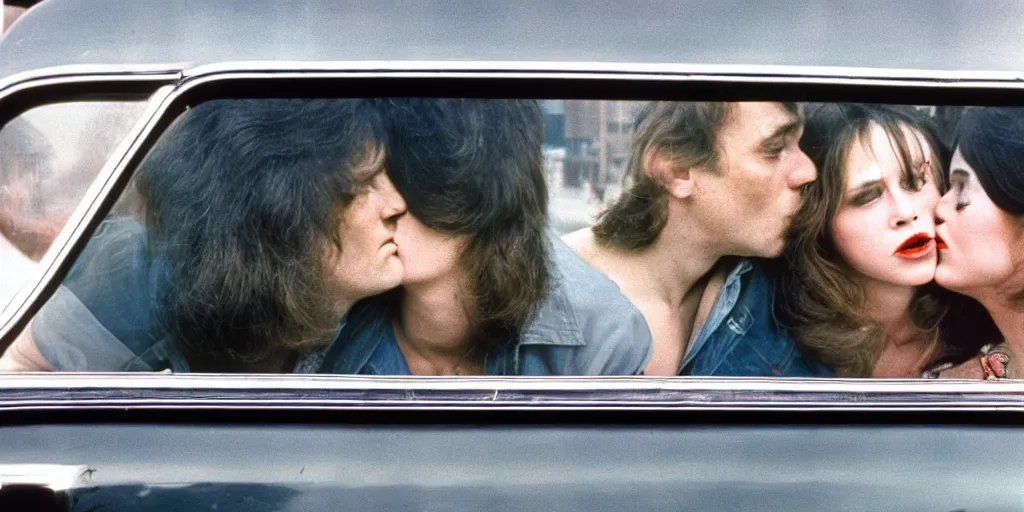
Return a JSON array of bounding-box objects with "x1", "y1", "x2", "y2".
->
[
  {"x1": 1, "y1": 99, "x2": 409, "y2": 373},
  {"x1": 325, "y1": 99, "x2": 652, "y2": 376},
  {"x1": 776, "y1": 103, "x2": 995, "y2": 378},
  {"x1": 931, "y1": 107, "x2": 1024, "y2": 379}
]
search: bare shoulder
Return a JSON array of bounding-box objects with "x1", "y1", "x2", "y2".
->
[
  {"x1": 560, "y1": 227, "x2": 596, "y2": 259},
  {"x1": 560, "y1": 227, "x2": 621, "y2": 278}
]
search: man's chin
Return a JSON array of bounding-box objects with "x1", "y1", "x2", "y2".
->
[
  {"x1": 374, "y1": 274, "x2": 403, "y2": 295},
  {"x1": 752, "y1": 238, "x2": 787, "y2": 259}
]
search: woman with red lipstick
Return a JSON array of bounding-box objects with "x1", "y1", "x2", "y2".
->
[
  {"x1": 930, "y1": 107, "x2": 1024, "y2": 380},
  {"x1": 776, "y1": 103, "x2": 992, "y2": 378}
]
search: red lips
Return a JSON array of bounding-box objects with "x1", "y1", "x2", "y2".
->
[
  {"x1": 894, "y1": 232, "x2": 935, "y2": 259},
  {"x1": 935, "y1": 233, "x2": 948, "y2": 250}
]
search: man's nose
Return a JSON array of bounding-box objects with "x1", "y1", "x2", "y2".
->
[
  {"x1": 378, "y1": 176, "x2": 408, "y2": 219},
  {"x1": 789, "y1": 151, "x2": 817, "y2": 189},
  {"x1": 381, "y1": 192, "x2": 406, "y2": 220}
]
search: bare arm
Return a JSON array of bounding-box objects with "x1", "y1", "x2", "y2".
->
[{"x1": 0, "y1": 326, "x2": 56, "y2": 371}]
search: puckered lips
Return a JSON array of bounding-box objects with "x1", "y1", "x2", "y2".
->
[
  {"x1": 893, "y1": 232, "x2": 935, "y2": 259},
  {"x1": 935, "y1": 233, "x2": 948, "y2": 250}
]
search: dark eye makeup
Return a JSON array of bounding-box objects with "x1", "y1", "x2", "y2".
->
[
  {"x1": 850, "y1": 185, "x2": 883, "y2": 206},
  {"x1": 950, "y1": 170, "x2": 971, "y2": 211}
]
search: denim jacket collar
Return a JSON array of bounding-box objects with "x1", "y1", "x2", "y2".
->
[
  {"x1": 323, "y1": 300, "x2": 390, "y2": 374},
  {"x1": 321, "y1": 233, "x2": 650, "y2": 376},
  {"x1": 679, "y1": 257, "x2": 753, "y2": 370},
  {"x1": 323, "y1": 240, "x2": 588, "y2": 376}
]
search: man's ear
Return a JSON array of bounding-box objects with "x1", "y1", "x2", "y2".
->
[{"x1": 647, "y1": 150, "x2": 694, "y2": 199}]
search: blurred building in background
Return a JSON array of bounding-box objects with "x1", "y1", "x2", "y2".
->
[
  {"x1": 543, "y1": 100, "x2": 642, "y2": 233},
  {"x1": 543, "y1": 100, "x2": 639, "y2": 194}
]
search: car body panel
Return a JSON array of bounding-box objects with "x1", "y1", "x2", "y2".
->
[
  {"x1": 3, "y1": 421, "x2": 1023, "y2": 511},
  {"x1": 4, "y1": 0, "x2": 1024, "y2": 79}
]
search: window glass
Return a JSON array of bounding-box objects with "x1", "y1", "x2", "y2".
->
[
  {"x1": 547, "y1": 101, "x2": 644, "y2": 234},
  {"x1": 0, "y1": 101, "x2": 147, "y2": 313},
  {"x1": 2, "y1": 99, "x2": 1014, "y2": 382}
]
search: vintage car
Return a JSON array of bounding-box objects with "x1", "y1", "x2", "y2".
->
[{"x1": 2, "y1": 0, "x2": 1024, "y2": 510}]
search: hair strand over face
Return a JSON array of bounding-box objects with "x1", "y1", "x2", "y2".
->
[
  {"x1": 381, "y1": 98, "x2": 549, "y2": 349},
  {"x1": 137, "y1": 98, "x2": 385, "y2": 371}
]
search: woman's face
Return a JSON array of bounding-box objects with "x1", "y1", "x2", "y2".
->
[
  {"x1": 324, "y1": 169, "x2": 407, "y2": 304},
  {"x1": 934, "y1": 148, "x2": 1023, "y2": 296},
  {"x1": 830, "y1": 123, "x2": 942, "y2": 290},
  {"x1": 394, "y1": 212, "x2": 467, "y2": 286}
]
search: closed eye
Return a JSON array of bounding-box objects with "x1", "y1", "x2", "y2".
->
[
  {"x1": 950, "y1": 169, "x2": 971, "y2": 211},
  {"x1": 850, "y1": 185, "x2": 883, "y2": 206}
]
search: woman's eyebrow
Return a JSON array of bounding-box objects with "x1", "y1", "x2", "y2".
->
[
  {"x1": 847, "y1": 178, "x2": 882, "y2": 193},
  {"x1": 950, "y1": 169, "x2": 970, "y2": 179}
]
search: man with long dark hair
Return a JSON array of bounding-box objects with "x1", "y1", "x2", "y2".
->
[
  {"x1": 1, "y1": 99, "x2": 408, "y2": 372},
  {"x1": 326, "y1": 99, "x2": 652, "y2": 375}
]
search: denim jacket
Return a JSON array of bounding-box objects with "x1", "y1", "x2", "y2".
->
[
  {"x1": 321, "y1": 234, "x2": 654, "y2": 376},
  {"x1": 682, "y1": 259, "x2": 833, "y2": 377}
]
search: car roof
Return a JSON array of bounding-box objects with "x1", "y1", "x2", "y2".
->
[{"x1": 2, "y1": 0, "x2": 1024, "y2": 80}]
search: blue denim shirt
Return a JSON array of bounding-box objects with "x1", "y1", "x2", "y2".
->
[
  {"x1": 682, "y1": 258, "x2": 833, "y2": 377},
  {"x1": 322, "y1": 234, "x2": 654, "y2": 376}
]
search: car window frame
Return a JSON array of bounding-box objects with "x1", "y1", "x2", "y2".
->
[
  {"x1": 3, "y1": 61, "x2": 1024, "y2": 411},
  {"x1": 0, "y1": 65, "x2": 181, "y2": 336}
]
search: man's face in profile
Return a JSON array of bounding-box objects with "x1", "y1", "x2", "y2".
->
[{"x1": 693, "y1": 102, "x2": 817, "y2": 258}]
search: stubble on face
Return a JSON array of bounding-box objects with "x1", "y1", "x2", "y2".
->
[
  {"x1": 703, "y1": 102, "x2": 809, "y2": 258},
  {"x1": 324, "y1": 171, "x2": 405, "y2": 305}
]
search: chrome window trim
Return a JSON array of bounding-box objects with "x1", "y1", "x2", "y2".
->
[
  {"x1": 1, "y1": 374, "x2": 1023, "y2": 412},
  {"x1": 3, "y1": 61, "x2": 1024, "y2": 94},
  {"x1": 180, "y1": 60, "x2": 1024, "y2": 87},
  {"x1": 0, "y1": 64, "x2": 183, "y2": 102}
]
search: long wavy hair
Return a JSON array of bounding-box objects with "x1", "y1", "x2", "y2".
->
[
  {"x1": 380, "y1": 99, "x2": 548, "y2": 350},
  {"x1": 136, "y1": 99, "x2": 385, "y2": 371},
  {"x1": 776, "y1": 103, "x2": 953, "y2": 377}
]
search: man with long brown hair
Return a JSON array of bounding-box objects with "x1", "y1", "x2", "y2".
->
[
  {"x1": 1, "y1": 99, "x2": 410, "y2": 373},
  {"x1": 564, "y1": 102, "x2": 821, "y2": 376}
]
